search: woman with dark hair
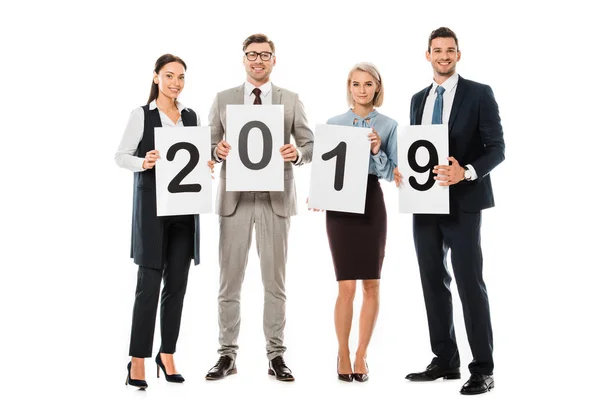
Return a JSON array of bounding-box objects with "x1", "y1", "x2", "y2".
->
[{"x1": 115, "y1": 54, "x2": 213, "y2": 389}]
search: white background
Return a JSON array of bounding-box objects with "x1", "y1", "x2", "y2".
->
[{"x1": 1, "y1": 1, "x2": 597, "y2": 399}]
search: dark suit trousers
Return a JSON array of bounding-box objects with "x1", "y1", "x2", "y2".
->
[
  {"x1": 413, "y1": 210, "x2": 494, "y2": 375},
  {"x1": 129, "y1": 215, "x2": 194, "y2": 358}
]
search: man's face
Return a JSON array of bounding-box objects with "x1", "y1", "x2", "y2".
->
[
  {"x1": 243, "y1": 42, "x2": 276, "y2": 86},
  {"x1": 426, "y1": 37, "x2": 461, "y2": 77}
]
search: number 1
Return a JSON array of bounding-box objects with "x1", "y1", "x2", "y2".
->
[{"x1": 322, "y1": 142, "x2": 347, "y2": 191}]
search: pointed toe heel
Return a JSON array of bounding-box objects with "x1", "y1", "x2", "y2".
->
[
  {"x1": 126, "y1": 362, "x2": 148, "y2": 389},
  {"x1": 337, "y1": 356, "x2": 354, "y2": 382},
  {"x1": 155, "y1": 353, "x2": 185, "y2": 383}
]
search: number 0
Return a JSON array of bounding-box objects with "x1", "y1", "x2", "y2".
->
[{"x1": 238, "y1": 121, "x2": 272, "y2": 170}]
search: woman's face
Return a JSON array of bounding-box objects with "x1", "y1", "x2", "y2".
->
[
  {"x1": 350, "y1": 70, "x2": 378, "y2": 107},
  {"x1": 154, "y1": 61, "x2": 185, "y2": 101}
]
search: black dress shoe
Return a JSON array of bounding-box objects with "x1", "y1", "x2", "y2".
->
[
  {"x1": 125, "y1": 362, "x2": 148, "y2": 389},
  {"x1": 155, "y1": 353, "x2": 185, "y2": 383},
  {"x1": 337, "y1": 357, "x2": 353, "y2": 382},
  {"x1": 459, "y1": 373, "x2": 494, "y2": 395},
  {"x1": 205, "y1": 355, "x2": 237, "y2": 380},
  {"x1": 405, "y1": 363, "x2": 461, "y2": 381},
  {"x1": 268, "y1": 356, "x2": 294, "y2": 381}
]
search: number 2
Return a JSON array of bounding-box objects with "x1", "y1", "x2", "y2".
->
[{"x1": 167, "y1": 142, "x2": 202, "y2": 193}]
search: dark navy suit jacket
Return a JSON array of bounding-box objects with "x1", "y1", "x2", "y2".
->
[{"x1": 410, "y1": 75, "x2": 505, "y2": 212}]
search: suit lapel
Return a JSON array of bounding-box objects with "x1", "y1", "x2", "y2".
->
[
  {"x1": 448, "y1": 75, "x2": 468, "y2": 133},
  {"x1": 416, "y1": 85, "x2": 431, "y2": 125},
  {"x1": 272, "y1": 84, "x2": 282, "y2": 104},
  {"x1": 234, "y1": 84, "x2": 245, "y2": 104}
]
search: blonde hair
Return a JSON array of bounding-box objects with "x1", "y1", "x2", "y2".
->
[{"x1": 346, "y1": 62, "x2": 384, "y2": 107}]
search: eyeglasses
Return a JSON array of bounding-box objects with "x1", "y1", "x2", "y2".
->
[{"x1": 245, "y1": 51, "x2": 274, "y2": 61}]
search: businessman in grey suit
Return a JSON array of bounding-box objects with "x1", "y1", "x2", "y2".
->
[{"x1": 205, "y1": 33, "x2": 314, "y2": 382}]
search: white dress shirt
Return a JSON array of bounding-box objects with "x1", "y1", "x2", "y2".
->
[
  {"x1": 115, "y1": 100, "x2": 201, "y2": 172},
  {"x1": 244, "y1": 80, "x2": 272, "y2": 105}
]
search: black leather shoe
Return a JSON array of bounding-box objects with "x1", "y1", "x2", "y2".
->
[
  {"x1": 268, "y1": 356, "x2": 294, "y2": 381},
  {"x1": 155, "y1": 353, "x2": 185, "y2": 383},
  {"x1": 125, "y1": 362, "x2": 148, "y2": 389},
  {"x1": 337, "y1": 356, "x2": 353, "y2": 382},
  {"x1": 205, "y1": 355, "x2": 237, "y2": 380},
  {"x1": 405, "y1": 363, "x2": 461, "y2": 381},
  {"x1": 459, "y1": 373, "x2": 494, "y2": 395}
]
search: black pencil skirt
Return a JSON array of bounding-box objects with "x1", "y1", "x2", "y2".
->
[{"x1": 325, "y1": 174, "x2": 387, "y2": 281}]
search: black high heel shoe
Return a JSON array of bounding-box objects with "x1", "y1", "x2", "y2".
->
[
  {"x1": 337, "y1": 356, "x2": 354, "y2": 382},
  {"x1": 156, "y1": 353, "x2": 185, "y2": 383},
  {"x1": 353, "y1": 359, "x2": 369, "y2": 382},
  {"x1": 126, "y1": 362, "x2": 148, "y2": 389}
]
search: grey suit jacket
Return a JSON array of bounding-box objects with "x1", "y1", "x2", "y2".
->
[{"x1": 209, "y1": 83, "x2": 314, "y2": 217}]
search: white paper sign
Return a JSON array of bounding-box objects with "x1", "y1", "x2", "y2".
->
[
  {"x1": 397, "y1": 124, "x2": 449, "y2": 214},
  {"x1": 154, "y1": 126, "x2": 212, "y2": 216},
  {"x1": 226, "y1": 105, "x2": 284, "y2": 191},
  {"x1": 308, "y1": 124, "x2": 371, "y2": 213}
]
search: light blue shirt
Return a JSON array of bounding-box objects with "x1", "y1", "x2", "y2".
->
[{"x1": 326, "y1": 109, "x2": 398, "y2": 182}]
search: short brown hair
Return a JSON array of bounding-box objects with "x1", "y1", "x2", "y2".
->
[
  {"x1": 243, "y1": 33, "x2": 275, "y2": 53},
  {"x1": 346, "y1": 62, "x2": 385, "y2": 108},
  {"x1": 428, "y1": 27, "x2": 459, "y2": 52}
]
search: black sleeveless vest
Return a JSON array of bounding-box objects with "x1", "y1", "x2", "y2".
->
[{"x1": 130, "y1": 105, "x2": 200, "y2": 268}]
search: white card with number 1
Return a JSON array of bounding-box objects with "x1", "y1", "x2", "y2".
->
[{"x1": 308, "y1": 124, "x2": 371, "y2": 214}]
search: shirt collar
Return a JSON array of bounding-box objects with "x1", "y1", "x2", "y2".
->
[
  {"x1": 348, "y1": 108, "x2": 379, "y2": 118},
  {"x1": 149, "y1": 99, "x2": 188, "y2": 112},
  {"x1": 431, "y1": 72, "x2": 459, "y2": 93},
  {"x1": 244, "y1": 81, "x2": 272, "y2": 97},
  {"x1": 347, "y1": 108, "x2": 379, "y2": 125}
]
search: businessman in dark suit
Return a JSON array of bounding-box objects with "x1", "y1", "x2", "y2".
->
[{"x1": 394, "y1": 27, "x2": 505, "y2": 395}]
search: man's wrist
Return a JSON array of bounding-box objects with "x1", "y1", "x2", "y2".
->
[{"x1": 463, "y1": 166, "x2": 473, "y2": 181}]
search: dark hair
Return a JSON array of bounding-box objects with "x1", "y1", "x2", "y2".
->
[
  {"x1": 428, "y1": 27, "x2": 459, "y2": 52},
  {"x1": 242, "y1": 33, "x2": 275, "y2": 53},
  {"x1": 147, "y1": 54, "x2": 187, "y2": 105}
]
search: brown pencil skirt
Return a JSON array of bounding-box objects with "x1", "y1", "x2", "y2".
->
[{"x1": 325, "y1": 174, "x2": 387, "y2": 281}]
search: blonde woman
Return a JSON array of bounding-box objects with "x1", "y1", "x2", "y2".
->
[{"x1": 316, "y1": 62, "x2": 398, "y2": 382}]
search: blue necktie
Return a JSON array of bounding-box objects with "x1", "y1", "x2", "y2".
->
[{"x1": 432, "y1": 85, "x2": 445, "y2": 124}]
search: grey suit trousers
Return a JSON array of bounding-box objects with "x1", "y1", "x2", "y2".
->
[{"x1": 218, "y1": 192, "x2": 290, "y2": 360}]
